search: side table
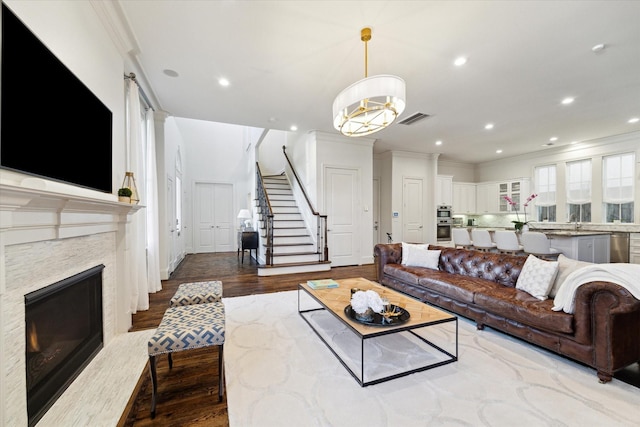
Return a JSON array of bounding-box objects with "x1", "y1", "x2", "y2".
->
[{"x1": 237, "y1": 230, "x2": 258, "y2": 264}]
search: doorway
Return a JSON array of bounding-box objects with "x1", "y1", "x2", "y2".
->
[
  {"x1": 403, "y1": 177, "x2": 424, "y2": 243},
  {"x1": 193, "y1": 182, "x2": 234, "y2": 253},
  {"x1": 325, "y1": 167, "x2": 360, "y2": 266}
]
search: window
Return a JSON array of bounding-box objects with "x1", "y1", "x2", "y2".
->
[
  {"x1": 566, "y1": 159, "x2": 591, "y2": 222},
  {"x1": 603, "y1": 153, "x2": 635, "y2": 223},
  {"x1": 534, "y1": 165, "x2": 556, "y2": 221}
]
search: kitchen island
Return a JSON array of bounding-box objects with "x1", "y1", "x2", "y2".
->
[{"x1": 543, "y1": 230, "x2": 610, "y2": 263}]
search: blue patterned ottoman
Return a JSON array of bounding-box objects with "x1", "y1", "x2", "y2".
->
[
  {"x1": 169, "y1": 280, "x2": 223, "y2": 307},
  {"x1": 147, "y1": 302, "x2": 225, "y2": 418}
]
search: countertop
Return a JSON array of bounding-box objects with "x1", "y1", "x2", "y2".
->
[
  {"x1": 541, "y1": 230, "x2": 612, "y2": 237},
  {"x1": 454, "y1": 226, "x2": 614, "y2": 237}
]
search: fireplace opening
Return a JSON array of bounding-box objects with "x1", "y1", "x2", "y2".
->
[{"x1": 25, "y1": 264, "x2": 104, "y2": 427}]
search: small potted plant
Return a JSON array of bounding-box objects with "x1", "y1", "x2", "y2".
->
[{"x1": 118, "y1": 187, "x2": 133, "y2": 203}]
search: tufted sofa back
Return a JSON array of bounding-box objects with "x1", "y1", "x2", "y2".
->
[{"x1": 429, "y1": 245, "x2": 526, "y2": 288}]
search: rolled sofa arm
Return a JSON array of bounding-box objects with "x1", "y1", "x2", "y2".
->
[
  {"x1": 374, "y1": 243, "x2": 402, "y2": 282},
  {"x1": 572, "y1": 281, "x2": 640, "y2": 382}
]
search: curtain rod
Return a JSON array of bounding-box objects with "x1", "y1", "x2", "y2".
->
[{"x1": 124, "y1": 72, "x2": 155, "y2": 111}]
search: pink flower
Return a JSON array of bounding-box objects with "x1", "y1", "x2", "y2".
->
[{"x1": 523, "y1": 193, "x2": 538, "y2": 207}]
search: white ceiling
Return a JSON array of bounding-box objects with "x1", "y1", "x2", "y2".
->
[{"x1": 117, "y1": 0, "x2": 640, "y2": 164}]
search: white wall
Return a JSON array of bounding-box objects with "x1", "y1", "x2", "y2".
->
[{"x1": 439, "y1": 160, "x2": 476, "y2": 182}]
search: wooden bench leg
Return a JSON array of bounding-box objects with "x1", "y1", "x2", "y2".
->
[
  {"x1": 149, "y1": 355, "x2": 158, "y2": 419},
  {"x1": 218, "y1": 344, "x2": 224, "y2": 402}
]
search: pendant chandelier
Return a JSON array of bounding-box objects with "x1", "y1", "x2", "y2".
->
[{"x1": 332, "y1": 27, "x2": 406, "y2": 137}]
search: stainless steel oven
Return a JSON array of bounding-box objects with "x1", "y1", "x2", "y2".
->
[
  {"x1": 437, "y1": 205, "x2": 452, "y2": 220},
  {"x1": 437, "y1": 206, "x2": 453, "y2": 241},
  {"x1": 437, "y1": 219, "x2": 452, "y2": 241}
]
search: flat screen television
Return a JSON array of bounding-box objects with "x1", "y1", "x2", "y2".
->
[{"x1": 1, "y1": 3, "x2": 113, "y2": 194}]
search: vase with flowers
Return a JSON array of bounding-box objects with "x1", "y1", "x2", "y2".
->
[{"x1": 503, "y1": 193, "x2": 537, "y2": 232}]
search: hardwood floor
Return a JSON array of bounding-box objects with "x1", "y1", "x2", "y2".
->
[{"x1": 118, "y1": 252, "x2": 377, "y2": 426}]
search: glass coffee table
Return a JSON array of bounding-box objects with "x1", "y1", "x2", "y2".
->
[{"x1": 298, "y1": 277, "x2": 458, "y2": 386}]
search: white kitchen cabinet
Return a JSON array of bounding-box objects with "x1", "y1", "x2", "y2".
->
[
  {"x1": 630, "y1": 233, "x2": 640, "y2": 264},
  {"x1": 436, "y1": 175, "x2": 453, "y2": 206},
  {"x1": 452, "y1": 182, "x2": 476, "y2": 214},
  {"x1": 475, "y1": 182, "x2": 499, "y2": 213}
]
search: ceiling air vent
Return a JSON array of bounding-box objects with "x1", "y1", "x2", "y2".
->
[{"x1": 398, "y1": 112, "x2": 431, "y2": 125}]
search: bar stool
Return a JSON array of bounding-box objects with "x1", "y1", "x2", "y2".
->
[
  {"x1": 452, "y1": 228, "x2": 474, "y2": 249},
  {"x1": 471, "y1": 229, "x2": 497, "y2": 252},
  {"x1": 521, "y1": 231, "x2": 562, "y2": 260},
  {"x1": 494, "y1": 230, "x2": 524, "y2": 255}
]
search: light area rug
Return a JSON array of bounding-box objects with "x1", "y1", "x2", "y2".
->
[{"x1": 223, "y1": 291, "x2": 639, "y2": 427}]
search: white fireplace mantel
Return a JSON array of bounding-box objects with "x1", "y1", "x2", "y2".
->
[{"x1": 1, "y1": 179, "x2": 142, "y2": 246}]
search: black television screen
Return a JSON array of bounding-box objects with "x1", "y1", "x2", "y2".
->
[{"x1": 1, "y1": 3, "x2": 113, "y2": 193}]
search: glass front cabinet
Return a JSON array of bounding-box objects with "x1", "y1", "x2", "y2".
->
[{"x1": 498, "y1": 179, "x2": 529, "y2": 213}]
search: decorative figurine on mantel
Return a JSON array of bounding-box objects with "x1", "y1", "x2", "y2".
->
[{"x1": 120, "y1": 172, "x2": 140, "y2": 204}]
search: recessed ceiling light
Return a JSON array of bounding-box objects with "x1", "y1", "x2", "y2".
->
[
  {"x1": 484, "y1": 123, "x2": 494, "y2": 130},
  {"x1": 163, "y1": 69, "x2": 179, "y2": 77},
  {"x1": 592, "y1": 43, "x2": 606, "y2": 52},
  {"x1": 454, "y1": 56, "x2": 467, "y2": 66},
  {"x1": 268, "y1": 117, "x2": 278, "y2": 123},
  {"x1": 496, "y1": 149, "x2": 502, "y2": 154},
  {"x1": 561, "y1": 97, "x2": 575, "y2": 105},
  {"x1": 435, "y1": 140, "x2": 443, "y2": 146},
  {"x1": 549, "y1": 137, "x2": 558, "y2": 142},
  {"x1": 218, "y1": 78, "x2": 230, "y2": 87},
  {"x1": 628, "y1": 117, "x2": 639, "y2": 124},
  {"x1": 290, "y1": 125, "x2": 298, "y2": 131}
]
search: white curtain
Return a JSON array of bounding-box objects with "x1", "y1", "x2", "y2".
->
[
  {"x1": 566, "y1": 159, "x2": 592, "y2": 204},
  {"x1": 126, "y1": 80, "x2": 150, "y2": 313},
  {"x1": 145, "y1": 109, "x2": 162, "y2": 294},
  {"x1": 602, "y1": 152, "x2": 635, "y2": 203},
  {"x1": 534, "y1": 165, "x2": 556, "y2": 206}
]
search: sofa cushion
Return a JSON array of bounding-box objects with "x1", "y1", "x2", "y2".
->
[
  {"x1": 401, "y1": 242, "x2": 429, "y2": 265},
  {"x1": 383, "y1": 264, "x2": 422, "y2": 285},
  {"x1": 549, "y1": 254, "x2": 593, "y2": 298},
  {"x1": 404, "y1": 245, "x2": 441, "y2": 269},
  {"x1": 418, "y1": 273, "x2": 497, "y2": 304},
  {"x1": 516, "y1": 255, "x2": 559, "y2": 300},
  {"x1": 474, "y1": 284, "x2": 574, "y2": 334}
]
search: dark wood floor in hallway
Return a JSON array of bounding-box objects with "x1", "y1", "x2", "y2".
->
[{"x1": 118, "y1": 252, "x2": 377, "y2": 426}]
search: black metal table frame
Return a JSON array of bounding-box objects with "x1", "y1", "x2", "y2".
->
[{"x1": 297, "y1": 284, "x2": 458, "y2": 387}]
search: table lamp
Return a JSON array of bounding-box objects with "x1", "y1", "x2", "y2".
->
[{"x1": 237, "y1": 209, "x2": 252, "y2": 230}]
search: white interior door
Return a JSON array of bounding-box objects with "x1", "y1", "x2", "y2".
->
[
  {"x1": 326, "y1": 167, "x2": 359, "y2": 267},
  {"x1": 403, "y1": 177, "x2": 424, "y2": 243},
  {"x1": 194, "y1": 182, "x2": 234, "y2": 253}
]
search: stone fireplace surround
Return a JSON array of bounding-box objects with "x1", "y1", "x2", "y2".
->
[{"x1": 1, "y1": 175, "x2": 140, "y2": 425}]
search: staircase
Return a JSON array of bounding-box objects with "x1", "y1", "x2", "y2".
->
[{"x1": 257, "y1": 174, "x2": 331, "y2": 276}]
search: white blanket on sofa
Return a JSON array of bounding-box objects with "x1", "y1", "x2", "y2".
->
[{"x1": 552, "y1": 263, "x2": 640, "y2": 314}]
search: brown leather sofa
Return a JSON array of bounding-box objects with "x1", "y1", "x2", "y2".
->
[{"x1": 374, "y1": 243, "x2": 640, "y2": 383}]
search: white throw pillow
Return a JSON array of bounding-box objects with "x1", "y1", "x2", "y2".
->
[
  {"x1": 404, "y1": 245, "x2": 441, "y2": 270},
  {"x1": 549, "y1": 254, "x2": 593, "y2": 298},
  {"x1": 515, "y1": 254, "x2": 559, "y2": 300},
  {"x1": 401, "y1": 242, "x2": 429, "y2": 265}
]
